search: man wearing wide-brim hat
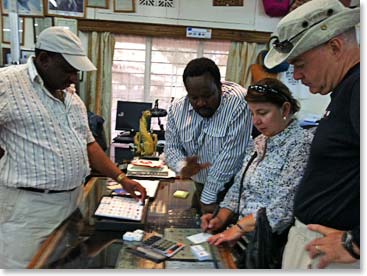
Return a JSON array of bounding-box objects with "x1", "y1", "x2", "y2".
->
[{"x1": 264, "y1": 0, "x2": 360, "y2": 269}]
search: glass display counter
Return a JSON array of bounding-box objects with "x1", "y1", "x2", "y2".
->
[{"x1": 28, "y1": 177, "x2": 236, "y2": 269}]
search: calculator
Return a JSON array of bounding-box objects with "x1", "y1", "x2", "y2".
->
[{"x1": 142, "y1": 234, "x2": 185, "y2": 257}]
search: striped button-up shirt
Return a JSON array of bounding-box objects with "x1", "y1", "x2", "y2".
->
[
  {"x1": 165, "y1": 81, "x2": 252, "y2": 204},
  {"x1": 220, "y1": 120, "x2": 314, "y2": 233},
  {"x1": 0, "y1": 58, "x2": 94, "y2": 190}
]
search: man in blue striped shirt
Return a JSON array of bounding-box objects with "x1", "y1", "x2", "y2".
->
[{"x1": 165, "y1": 57, "x2": 252, "y2": 214}]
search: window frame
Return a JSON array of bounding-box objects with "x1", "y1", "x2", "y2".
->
[{"x1": 111, "y1": 35, "x2": 232, "y2": 140}]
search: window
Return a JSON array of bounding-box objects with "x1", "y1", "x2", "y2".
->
[{"x1": 111, "y1": 35, "x2": 231, "y2": 140}]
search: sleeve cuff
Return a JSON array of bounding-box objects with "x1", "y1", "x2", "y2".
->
[
  {"x1": 200, "y1": 190, "x2": 218, "y2": 205},
  {"x1": 176, "y1": 160, "x2": 187, "y2": 174}
]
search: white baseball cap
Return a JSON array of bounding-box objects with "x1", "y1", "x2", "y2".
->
[
  {"x1": 264, "y1": 0, "x2": 360, "y2": 69},
  {"x1": 35, "y1": 26, "x2": 96, "y2": 71}
]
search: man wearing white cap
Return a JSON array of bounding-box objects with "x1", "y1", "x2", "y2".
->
[
  {"x1": 264, "y1": 0, "x2": 359, "y2": 269},
  {"x1": 0, "y1": 27, "x2": 146, "y2": 268}
]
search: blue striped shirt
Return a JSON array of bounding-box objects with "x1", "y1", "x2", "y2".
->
[
  {"x1": 0, "y1": 58, "x2": 94, "y2": 190},
  {"x1": 164, "y1": 81, "x2": 252, "y2": 204}
]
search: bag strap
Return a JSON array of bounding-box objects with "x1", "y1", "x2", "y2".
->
[{"x1": 236, "y1": 152, "x2": 258, "y2": 215}]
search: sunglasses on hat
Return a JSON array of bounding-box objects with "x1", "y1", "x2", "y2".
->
[{"x1": 271, "y1": 9, "x2": 335, "y2": 54}]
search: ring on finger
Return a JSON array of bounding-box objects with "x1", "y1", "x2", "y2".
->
[{"x1": 315, "y1": 245, "x2": 321, "y2": 252}]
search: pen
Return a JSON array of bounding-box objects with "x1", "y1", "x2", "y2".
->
[
  {"x1": 211, "y1": 205, "x2": 220, "y2": 219},
  {"x1": 204, "y1": 205, "x2": 220, "y2": 233}
]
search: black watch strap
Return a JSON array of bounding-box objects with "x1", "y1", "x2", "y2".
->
[{"x1": 342, "y1": 231, "x2": 360, "y2": 260}]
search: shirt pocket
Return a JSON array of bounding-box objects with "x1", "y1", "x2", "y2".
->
[
  {"x1": 202, "y1": 122, "x2": 228, "y2": 156},
  {"x1": 180, "y1": 131, "x2": 197, "y2": 155}
]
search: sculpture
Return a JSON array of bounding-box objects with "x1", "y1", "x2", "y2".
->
[{"x1": 134, "y1": 110, "x2": 158, "y2": 156}]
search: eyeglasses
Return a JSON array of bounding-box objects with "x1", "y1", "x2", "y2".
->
[
  {"x1": 248, "y1": 85, "x2": 288, "y2": 101},
  {"x1": 271, "y1": 9, "x2": 335, "y2": 54}
]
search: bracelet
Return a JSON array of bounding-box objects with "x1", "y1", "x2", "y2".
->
[
  {"x1": 116, "y1": 173, "x2": 126, "y2": 183},
  {"x1": 342, "y1": 231, "x2": 360, "y2": 260},
  {"x1": 235, "y1": 223, "x2": 246, "y2": 234}
]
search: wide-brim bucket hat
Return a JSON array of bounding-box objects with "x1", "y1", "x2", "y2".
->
[{"x1": 264, "y1": 0, "x2": 360, "y2": 69}]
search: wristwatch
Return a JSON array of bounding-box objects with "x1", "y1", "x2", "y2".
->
[{"x1": 341, "y1": 231, "x2": 360, "y2": 259}]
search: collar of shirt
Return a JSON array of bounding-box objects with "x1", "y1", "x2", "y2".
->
[
  {"x1": 27, "y1": 56, "x2": 70, "y2": 104},
  {"x1": 27, "y1": 56, "x2": 44, "y2": 86}
]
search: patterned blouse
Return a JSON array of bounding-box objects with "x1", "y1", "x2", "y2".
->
[{"x1": 220, "y1": 120, "x2": 314, "y2": 233}]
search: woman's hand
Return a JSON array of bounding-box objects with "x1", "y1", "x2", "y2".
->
[{"x1": 207, "y1": 226, "x2": 243, "y2": 247}]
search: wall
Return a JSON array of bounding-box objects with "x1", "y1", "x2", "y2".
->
[
  {"x1": 279, "y1": 68, "x2": 330, "y2": 121},
  {"x1": 0, "y1": 0, "x2": 334, "y2": 119},
  {"x1": 88, "y1": 0, "x2": 280, "y2": 32},
  {"x1": 1, "y1": 0, "x2": 280, "y2": 53}
]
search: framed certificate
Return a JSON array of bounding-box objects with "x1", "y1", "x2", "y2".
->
[
  {"x1": 33, "y1": 17, "x2": 53, "y2": 43},
  {"x1": 46, "y1": 0, "x2": 86, "y2": 18},
  {"x1": 54, "y1": 17, "x2": 78, "y2": 35},
  {"x1": 87, "y1": 0, "x2": 109, "y2": 9},
  {"x1": 114, "y1": 0, "x2": 135, "y2": 12},
  {"x1": 2, "y1": 15, "x2": 24, "y2": 45},
  {"x1": 1, "y1": 0, "x2": 44, "y2": 17}
]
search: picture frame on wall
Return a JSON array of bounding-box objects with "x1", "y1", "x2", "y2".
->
[
  {"x1": 87, "y1": 0, "x2": 109, "y2": 9},
  {"x1": 114, "y1": 0, "x2": 135, "y2": 13},
  {"x1": 46, "y1": 0, "x2": 86, "y2": 18},
  {"x1": 33, "y1": 17, "x2": 53, "y2": 43},
  {"x1": 1, "y1": 0, "x2": 44, "y2": 17},
  {"x1": 2, "y1": 16, "x2": 24, "y2": 45},
  {"x1": 54, "y1": 17, "x2": 78, "y2": 35}
]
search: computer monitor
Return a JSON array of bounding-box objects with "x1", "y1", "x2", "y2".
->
[{"x1": 115, "y1": 101, "x2": 152, "y2": 133}]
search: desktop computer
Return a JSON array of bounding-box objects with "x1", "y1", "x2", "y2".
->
[
  {"x1": 110, "y1": 142, "x2": 134, "y2": 164},
  {"x1": 112, "y1": 101, "x2": 152, "y2": 164},
  {"x1": 111, "y1": 100, "x2": 167, "y2": 163},
  {"x1": 115, "y1": 101, "x2": 152, "y2": 135}
]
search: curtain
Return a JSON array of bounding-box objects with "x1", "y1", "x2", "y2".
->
[
  {"x1": 225, "y1": 42, "x2": 264, "y2": 88},
  {"x1": 82, "y1": 32, "x2": 115, "y2": 144}
]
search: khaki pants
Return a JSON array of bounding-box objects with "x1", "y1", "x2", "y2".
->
[
  {"x1": 0, "y1": 185, "x2": 83, "y2": 268},
  {"x1": 282, "y1": 218, "x2": 360, "y2": 269}
]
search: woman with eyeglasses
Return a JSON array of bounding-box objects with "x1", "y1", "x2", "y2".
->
[{"x1": 201, "y1": 78, "x2": 314, "y2": 259}]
